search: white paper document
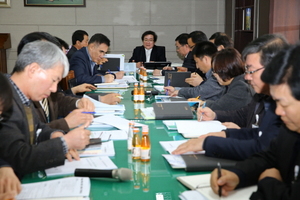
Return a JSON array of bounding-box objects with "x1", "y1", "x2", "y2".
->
[
  {"x1": 45, "y1": 156, "x2": 117, "y2": 176},
  {"x1": 16, "y1": 177, "x2": 90, "y2": 200},
  {"x1": 160, "y1": 140, "x2": 204, "y2": 154},
  {"x1": 176, "y1": 120, "x2": 227, "y2": 138},
  {"x1": 83, "y1": 95, "x2": 125, "y2": 115},
  {"x1": 177, "y1": 174, "x2": 257, "y2": 200},
  {"x1": 91, "y1": 130, "x2": 127, "y2": 140},
  {"x1": 95, "y1": 81, "x2": 129, "y2": 89},
  {"x1": 92, "y1": 115, "x2": 129, "y2": 131},
  {"x1": 162, "y1": 154, "x2": 186, "y2": 169},
  {"x1": 115, "y1": 75, "x2": 138, "y2": 83},
  {"x1": 78, "y1": 140, "x2": 115, "y2": 157}
]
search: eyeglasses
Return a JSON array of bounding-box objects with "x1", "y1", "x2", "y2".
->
[{"x1": 244, "y1": 66, "x2": 265, "y2": 75}]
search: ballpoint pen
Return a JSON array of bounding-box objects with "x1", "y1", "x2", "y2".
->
[
  {"x1": 217, "y1": 162, "x2": 222, "y2": 198},
  {"x1": 199, "y1": 101, "x2": 206, "y2": 121},
  {"x1": 81, "y1": 112, "x2": 96, "y2": 114},
  {"x1": 166, "y1": 79, "x2": 171, "y2": 95}
]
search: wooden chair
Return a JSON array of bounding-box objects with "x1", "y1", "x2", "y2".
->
[{"x1": 60, "y1": 70, "x2": 75, "y2": 91}]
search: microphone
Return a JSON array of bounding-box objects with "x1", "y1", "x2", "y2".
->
[
  {"x1": 74, "y1": 168, "x2": 133, "y2": 181},
  {"x1": 131, "y1": 90, "x2": 159, "y2": 96}
]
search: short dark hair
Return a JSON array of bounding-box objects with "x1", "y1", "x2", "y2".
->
[
  {"x1": 261, "y1": 44, "x2": 300, "y2": 100},
  {"x1": 214, "y1": 33, "x2": 234, "y2": 48},
  {"x1": 212, "y1": 48, "x2": 244, "y2": 81},
  {"x1": 175, "y1": 33, "x2": 189, "y2": 45},
  {"x1": 55, "y1": 36, "x2": 69, "y2": 50},
  {"x1": 209, "y1": 32, "x2": 222, "y2": 40},
  {"x1": 192, "y1": 41, "x2": 218, "y2": 58},
  {"x1": 88, "y1": 33, "x2": 110, "y2": 46},
  {"x1": 242, "y1": 34, "x2": 288, "y2": 67},
  {"x1": 17, "y1": 32, "x2": 60, "y2": 55},
  {"x1": 141, "y1": 30, "x2": 157, "y2": 42},
  {"x1": 71, "y1": 30, "x2": 88, "y2": 45},
  {"x1": 188, "y1": 31, "x2": 208, "y2": 43}
]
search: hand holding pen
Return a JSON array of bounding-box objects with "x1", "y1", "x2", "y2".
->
[
  {"x1": 197, "y1": 101, "x2": 206, "y2": 121},
  {"x1": 210, "y1": 166, "x2": 240, "y2": 197}
]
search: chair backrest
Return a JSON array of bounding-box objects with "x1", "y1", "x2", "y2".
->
[{"x1": 60, "y1": 70, "x2": 75, "y2": 91}]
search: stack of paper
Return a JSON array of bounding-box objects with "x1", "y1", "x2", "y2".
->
[
  {"x1": 90, "y1": 130, "x2": 127, "y2": 141},
  {"x1": 160, "y1": 140, "x2": 204, "y2": 154},
  {"x1": 115, "y1": 75, "x2": 138, "y2": 83},
  {"x1": 45, "y1": 156, "x2": 117, "y2": 176},
  {"x1": 177, "y1": 174, "x2": 257, "y2": 200},
  {"x1": 175, "y1": 120, "x2": 226, "y2": 138},
  {"x1": 160, "y1": 140, "x2": 204, "y2": 169},
  {"x1": 95, "y1": 81, "x2": 129, "y2": 89},
  {"x1": 83, "y1": 94, "x2": 125, "y2": 115},
  {"x1": 16, "y1": 177, "x2": 90, "y2": 200},
  {"x1": 78, "y1": 140, "x2": 115, "y2": 157}
]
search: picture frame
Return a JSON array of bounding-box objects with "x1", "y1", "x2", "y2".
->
[
  {"x1": 24, "y1": 0, "x2": 86, "y2": 7},
  {"x1": 0, "y1": 0, "x2": 11, "y2": 8}
]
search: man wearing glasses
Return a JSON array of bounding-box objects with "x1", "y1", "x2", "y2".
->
[{"x1": 173, "y1": 34, "x2": 287, "y2": 161}]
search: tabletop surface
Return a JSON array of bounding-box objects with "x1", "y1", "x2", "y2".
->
[{"x1": 22, "y1": 78, "x2": 208, "y2": 200}]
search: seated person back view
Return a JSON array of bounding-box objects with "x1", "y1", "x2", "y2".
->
[
  {"x1": 173, "y1": 34, "x2": 287, "y2": 161},
  {"x1": 192, "y1": 47, "x2": 254, "y2": 111},
  {"x1": 129, "y1": 30, "x2": 166, "y2": 68},
  {"x1": 0, "y1": 73, "x2": 22, "y2": 199},
  {"x1": 0, "y1": 41, "x2": 91, "y2": 179},
  {"x1": 70, "y1": 33, "x2": 115, "y2": 85},
  {"x1": 66, "y1": 30, "x2": 89, "y2": 60}
]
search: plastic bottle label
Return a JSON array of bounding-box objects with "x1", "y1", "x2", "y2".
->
[
  {"x1": 141, "y1": 149, "x2": 150, "y2": 160},
  {"x1": 127, "y1": 138, "x2": 132, "y2": 150},
  {"x1": 132, "y1": 147, "x2": 141, "y2": 158}
]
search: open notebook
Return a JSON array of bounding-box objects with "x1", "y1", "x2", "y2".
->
[{"x1": 177, "y1": 174, "x2": 257, "y2": 200}]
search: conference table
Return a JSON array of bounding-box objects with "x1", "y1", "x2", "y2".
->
[{"x1": 22, "y1": 79, "x2": 208, "y2": 200}]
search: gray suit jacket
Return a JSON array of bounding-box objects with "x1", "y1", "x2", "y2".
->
[
  {"x1": 0, "y1": 81, "x2": 65, "y2": 179},
  {"x1": 178, "y1": 69, "x2": 225, "y2": 100}
]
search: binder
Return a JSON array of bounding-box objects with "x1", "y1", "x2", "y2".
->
[
  {"x1": 164, "y1": 71, "x2": 191, "y2": 87},
  {"x1": 153, "y1": 102, "x2": 194, "y2": 120},
  {"x1": 181, "y1": 154, "x2": 236, "y2": 172}
]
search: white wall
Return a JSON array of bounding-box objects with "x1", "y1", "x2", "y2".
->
[{"x1": 0, "y1": 0, "x2": 225, "y2": 73}]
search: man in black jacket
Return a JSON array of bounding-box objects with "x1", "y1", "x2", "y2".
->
[
  {"x1": 173, "y1": 34, "x2": 287, "y2": 161},
  {"x1": 210, "y1": 43, "x2": 300, "y2": 200}
]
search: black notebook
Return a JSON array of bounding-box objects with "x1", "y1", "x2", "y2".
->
[
  {"x1": 153, "y1": 102, "x2": 193, "y2": 120},
  {"x1": 181, "y1": 154, "x2": 236, "y2": 172},
  {"x1": 144, "y1": 61, "x2": 171, "y2": 69},
  {"x1": 164, "y1": 71, "x2": 191, "y2": 87}
]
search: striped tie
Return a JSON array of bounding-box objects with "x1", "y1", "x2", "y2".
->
[{"x1": 41, "y1": 98, "x2": 50, "y2": 122}]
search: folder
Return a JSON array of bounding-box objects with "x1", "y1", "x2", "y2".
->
[
  {"x1": 181, "y1": 154, "x2": 236, "y2": 172},
  {"x1": 153, "y1": 102, "x2": 194, "y2": 120},
  {"x1": 164, "y1": 71, "x2": 191, "y2": 87}
]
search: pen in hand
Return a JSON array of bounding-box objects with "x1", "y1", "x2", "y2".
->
[
  {"x1": 198, "y1": 101, "x2": 206, "y2": 121},
  {"x1": 166, "y1": 79, "x2": 171, "y2": 95},
  {"x1": 217, "y1": 162, "x2": 222, "y2": 198}
]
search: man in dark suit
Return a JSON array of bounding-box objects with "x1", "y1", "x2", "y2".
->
[
  {"x1": 129, "y1": 30, "x2": 166, "y2": 68},
  {"x1": 0, "y1": 73, "x2": 21, "y2": 199},
  {"x1": 70, "y1": 33, "x2": 115, "y2": 85},
  {"x1": 0, "y1": 41, "x2": 91, "y2": 179},
  {"x1": 210, "y1": 43, "x2": 300, "y2": 200},
  {"x1": 66, "y1": 30, "x2": 89, "y2": 61}
]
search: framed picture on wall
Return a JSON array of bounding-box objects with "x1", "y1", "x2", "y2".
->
[
  {"x1": 0, "y1": 0, "x2": 10, "y2": 7},
  {"x1": 24, "y1": 0, "x2": 86, "y2": 7}
]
